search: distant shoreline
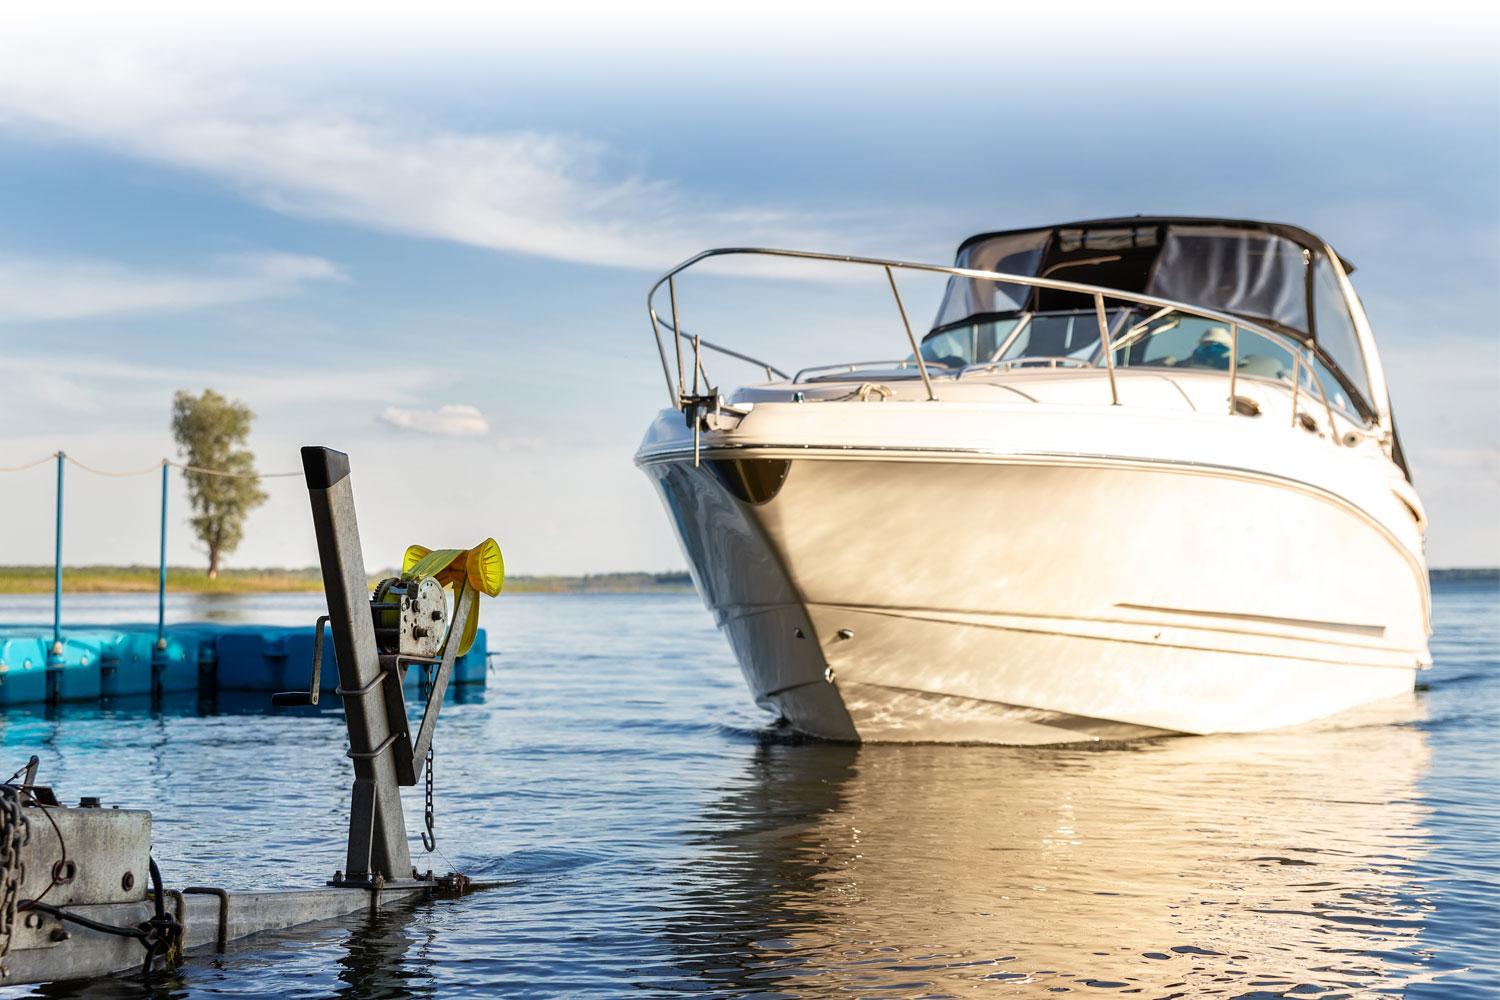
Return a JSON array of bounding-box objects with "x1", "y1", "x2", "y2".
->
[
  {"x1": 0, "y1": 565, "x2": 1490, "y2": 596},
  {"x1": 1428, "y1": 567, "x2": 1500, "y2": 583},
  {"x1": 0, "y1": 565, "x2": 695, "y2": 595}
]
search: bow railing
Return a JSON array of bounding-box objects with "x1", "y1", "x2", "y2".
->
[{"x1": 645, "y1": 247, "x2": 1348, "y2": 442}]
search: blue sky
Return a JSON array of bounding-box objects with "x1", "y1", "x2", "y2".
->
[{"x1": 0, "y1": 4, "x2": 1495, "y2": 572}]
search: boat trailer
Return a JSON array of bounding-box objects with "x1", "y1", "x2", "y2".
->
[{"x1": 0, "y1": 446, "x2": 497, "y2": 986}]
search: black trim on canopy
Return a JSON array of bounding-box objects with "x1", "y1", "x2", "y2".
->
[{"x1": 954, "y1": 216, "x2": 1356, "y2": 273}]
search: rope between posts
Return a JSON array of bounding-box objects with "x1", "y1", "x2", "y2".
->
[
  {"x1": 0, "y1": 453, "x2": 57, "y2": 473},
  {"x1": 64, "y1": 455, "x2": 167, "y2": 478},
  {"x1": 170, "y1": 461, "x2": 302, "y2": 479},
  {"x1": 0, "y1": 453, "x2": 301, "y2": 479}
]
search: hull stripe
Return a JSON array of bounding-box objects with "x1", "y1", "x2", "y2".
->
[{"x1": 820, "y1": 603, "x2": 1417, "y2": 669}]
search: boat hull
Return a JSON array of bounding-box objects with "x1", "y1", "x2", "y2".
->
[{"x1": 640, "y1": 447, "x2": 1428, "y2": 744}]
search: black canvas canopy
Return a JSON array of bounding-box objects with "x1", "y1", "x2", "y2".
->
[{"x1": 930, "y1": 216, "x2": 1375, "y2": 419}]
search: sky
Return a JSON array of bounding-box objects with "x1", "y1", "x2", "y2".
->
[{"x1": 0, "y1": 2, "x2": 1496, "y2": 574}]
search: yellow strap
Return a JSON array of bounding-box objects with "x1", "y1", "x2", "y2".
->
[{"x1": 400, "y1": 538, "x2": 504, "y2": 656}]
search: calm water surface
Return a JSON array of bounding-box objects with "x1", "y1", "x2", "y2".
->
[{"x1": 0, "y1": 582, "x2": 1495, "y2": 998}]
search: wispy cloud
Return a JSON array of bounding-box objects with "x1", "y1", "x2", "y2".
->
[
  {"x1": 378, "y1": 404, "x2": 490, "y2": 437},
  {"x1": 0, "y1": 252, "x2": 344, "y2": 323},
  {"x1": 0, "y1": 351, "x2": 443, "y2": 417},
  {"x1": 0, "y1": 54, "x2": 865, "y2": 271}
]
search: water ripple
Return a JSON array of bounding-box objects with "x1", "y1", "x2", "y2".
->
[{"x1": 0, "y1": 584, "x2": 1495, "y2": 998}]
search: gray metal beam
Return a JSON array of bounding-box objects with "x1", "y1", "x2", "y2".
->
[{"x1": 301, "y1": 447, "x2": 413, "y2": 882}]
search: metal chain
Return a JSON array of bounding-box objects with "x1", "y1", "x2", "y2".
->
[
  {"x1": 1, "y1": 785, "x2": 29, "y2": 973},
  {"x1": 421, "y1": 659, "x2": 437, "y2": 854},
  {"x1": 421, "y1": 741, "x2": 436, "y2": 853}
]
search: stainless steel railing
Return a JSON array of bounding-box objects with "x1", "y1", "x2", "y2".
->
[{"x1": 646, "y1": 247, "x2": 1344, "y2": 443}]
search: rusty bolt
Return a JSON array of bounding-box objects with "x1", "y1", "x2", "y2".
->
[{"x1": 122, "y1": 871, "x2": 135, "y2": 891}]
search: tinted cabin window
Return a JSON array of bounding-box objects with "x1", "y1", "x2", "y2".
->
[
  {"x1": 931, "y1": 231, "x2": 1048, "y2": 331},
  {"x1": 1002, "y1": 312, "x2": 1106, "y2": 361},
  {"x1": 919, "y1": 319, "x2": 1021, "y2": 366},
  {"x1": 1034, "y1": 226, "x2": 1160, "y2": 312},
  {"x1": 1146, "y1": 228, "x2": 1307, "y2": 332},
  {"x1": 1111, "y1": 316, "x2": 1296, "y2": 382}
]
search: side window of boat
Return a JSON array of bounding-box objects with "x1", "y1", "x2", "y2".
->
[
  {"x1": 1234, "y1": 330, "x2": 1295, "y2": 382},
  {"x1": 923, "y1": 319, "x2": 1020, "y2": 365},
  {"x1": 1312, "y1": 257, "x2": 1373, "y2": 411},
  {"x1": 1003, "y1": 314, "x2": 1100, "y2": 360},
  {"x1": 1125, "y1": 316, "x2": 1248, "y2": 371},
  {"x1": 921, "y1": 326, "x2": 976, "y2": 366},
  {"x1": 1311, "y1": 358, "x2": 1361, "y2": 421},
  {"x1": 1130, "y1": 318, "x2": 1209, "y2": 367},
  {"x1": 1121, "y1": 317, "x2": 1294, "y2": 382},
  {"x1": 974, "y1": 320, "x2": 1015, "y2": 361}
]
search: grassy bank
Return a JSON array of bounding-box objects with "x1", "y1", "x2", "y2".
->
[
  {"x1": 0, "y1": 565, "x2": 323, "y2": 594},
  {"x1": 0, "y1": 565, "x2": 694, "y2": 595}
]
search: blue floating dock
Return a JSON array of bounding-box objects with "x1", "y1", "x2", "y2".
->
[{"x1": 0, "y1": 623, "x2": 488, "y2": 707}]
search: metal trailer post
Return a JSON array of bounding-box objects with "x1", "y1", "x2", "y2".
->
[
  {"x1": 152, "y1": 461, "x2": 169, "y2": 689},
  {"x1": 157, "y1": 462, "x2": 168, "y2": 648},
  {"x1": 49, "y1": 451, "x2": 65, "y2": 667},
  {"x1": 301, "y1": 446, "x2": 414, "y2": 884}
]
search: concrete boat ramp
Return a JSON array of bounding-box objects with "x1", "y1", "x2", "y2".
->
[{"x1": 3, "y1": 863, "x2": 475, "y2": 984}]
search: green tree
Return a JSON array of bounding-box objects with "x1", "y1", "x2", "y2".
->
[{"x1": 171, "y1": 389, "x2": 268, "y2": 578}]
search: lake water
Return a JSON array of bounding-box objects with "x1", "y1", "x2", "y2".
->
[{"x1": 0, "y1": 582, "x2": 1495, "y2": 998}]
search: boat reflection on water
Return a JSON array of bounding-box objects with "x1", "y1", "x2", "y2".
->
[{"x1": 673, "y1": 696, "x2": 1444, "y2": 996}]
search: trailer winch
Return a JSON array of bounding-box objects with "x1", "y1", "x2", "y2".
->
[
  {"x1": 371, "y1": 575, "x2": 449, "y2": 658},
  {"x1": 0, "y1": 445, "x2": 504, "y2": 986}
]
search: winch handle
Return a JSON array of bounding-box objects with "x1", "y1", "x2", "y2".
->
[{"x1": 272, "y1": 615, "x2": 329, "y2": 707}]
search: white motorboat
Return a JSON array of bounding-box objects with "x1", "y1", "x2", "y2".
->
[{"x1": 635, "y1": 217, "x2": 1430, "y2": 744}]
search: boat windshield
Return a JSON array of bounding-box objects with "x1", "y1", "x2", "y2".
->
[
  {"x1": 925, "y1": 220, "x2": 1375, "y2": 420},
  {"x1": 919, "y1": 305, "x2": 1366, "y2": 421}
]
